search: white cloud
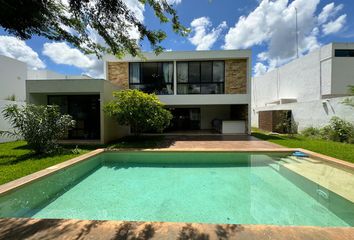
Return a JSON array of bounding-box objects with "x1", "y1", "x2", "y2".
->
[
  {"x1": 125, "y1": 0, "x2": 145, "y2": 23},
  {"x1": 322, "y1": 14, "x2": 346, "y2": 35},
  {"x1": 0, "y1": 36, "x2": 45, "y2": 69},
  {"x1": 254, "y1": 62, "x2": 267, "y2": 76},
  {"x1": 43, "y1": 42, "x2": 103, "y2": 78},
  {"x1": 189, "y1": 17, "x2": 227, "y2": 50},
  {"x1": 318, "y1": 3, "x2": 343, "y2": 24},
  {"x1": 222, "y1": 0, "x2": 347, "y2": 75},
  {"x1": 166, "y1": 0, "x2": 182, "y2": 5}
]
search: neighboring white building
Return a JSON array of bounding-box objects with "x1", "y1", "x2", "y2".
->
[
  {"x1": 0, "y1": 55, "x2": 27, "y2": 101},
  {"x1": 28, "y1": 70, "x2": 92, "y2": 80},
  {"x1": 0, "y1": 56, "x2": 27, "y2": 142},
  {"x1": 252, "y1": 42, "x2": 354, "y2": 132}
]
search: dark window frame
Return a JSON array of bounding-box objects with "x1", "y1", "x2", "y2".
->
[
  {"x1": 129, "y1": 62, "x2": 174, "y2": 95},
  {"x1": 335, "y1": 49, "x2": 354, "y2": 57},
  {"x1": 177, "y1": 60, "x2": 225, "y2": 94}
]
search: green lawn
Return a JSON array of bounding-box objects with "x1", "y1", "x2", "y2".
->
[
  {"x1": 0, "y1": 141, "x2": 100, "y2": 185},
  {"x1": 252, "y1": 129, "x2": 354, "y2": 163}
]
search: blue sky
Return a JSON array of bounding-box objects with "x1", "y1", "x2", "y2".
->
[{"x1": 1, "y1": 0, "x2": 353, "y2": 77}]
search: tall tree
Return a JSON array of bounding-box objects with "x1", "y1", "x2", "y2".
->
[{"x1": 0, "y1": 0, "x2": 188, "y2": 57}]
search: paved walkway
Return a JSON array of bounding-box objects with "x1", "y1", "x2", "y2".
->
[
  {"x1": 1, "y1": 218, "x2": 353, "y2": 240},
  {"x1": 159, "y1": 135, "x2": 284, "y2": 150}
]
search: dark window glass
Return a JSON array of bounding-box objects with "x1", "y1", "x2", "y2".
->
[
  {"x1": 129, "y1": 63, "x2": 140, "y2": 83},
  {"x1": 48, "y1": 95, "x2": 100, "y2": 140},
  {"x1": 200, "y1": 62, "x2": 212, "y2": 82},
  {"x1": 129, "y1": 62, "x2": 173, "y2": 95},
  {"x1": 141, "y1": 62, "x2": 158, "y2": 84},
  {"x1": 335, "y1": 49, "x2": 354, "y2": 57},
  {"x1": 213, "y1": 61, "x2": 224, "y2": 82},
  {"x1": 188, "y1": 62, "x2": 200, "y2": 83},
  {"x1": 177, "y1": 84, "x2": 200, "y2": 94},
  {"x1": 177, "y1": 62, "x2": 188, "y2": 83},
  {"x1": 177, "y1": 60, "x2": 225, "y2": 94},
  {"x1": 201, "y1": 83, "x2": 224, "y2": 94}
]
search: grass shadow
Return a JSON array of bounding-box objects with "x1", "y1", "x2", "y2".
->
[
  {"x1": 113, "y1": 222, "x2": 155, "y2": 240},
  {"x1": 177, "y1": 224, "x2": 209, "y2": 240},
  {"x1": 251, "y1": 132, "x2": 284, "y2": 141},
  {"x1": 215, "y1": 224, "x2": 245, "y2": 240},
  {"x1": 108, "y1": 135, "x2": 175, "y2": 149}
]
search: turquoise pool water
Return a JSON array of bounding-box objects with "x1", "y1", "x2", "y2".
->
[{"x1": 0, "y1": 152, "x2": 354, "y2": 226}]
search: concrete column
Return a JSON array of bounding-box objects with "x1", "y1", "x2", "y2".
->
[{"x1": 173, "y1": 61, "x2": 177, "y2": 95}]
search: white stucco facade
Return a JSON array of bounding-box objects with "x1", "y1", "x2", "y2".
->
[
  {"x1": 0, "y1": 55, "x2": 27, "y2": 101},
  {"x1": 28, "y1": 70, "x2": 92, "y2": 80},
  {"x1": 0, "y1": 56, "x2": 27, "y2": 142},
  {"x1": 252, "y1": 42, "x2": 354, "y2": 131}
]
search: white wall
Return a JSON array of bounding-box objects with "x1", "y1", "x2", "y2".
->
[
  {"x1": 332, "y1": 58, "x2": 354, "y2": 95},
  {"x1": 0, "y1": 56, "x2": 27, "y2": 101},
  {"x1": 159, "y1": 94, "x2": 250, "y2": 106},
  {"x1": 0, "y1": 100, "x2": 25, "y2": 142},
  {"x1": 28, "y1": 70, "x2": 92, "y2": 80},
  {"x1": 252, "y1": 96, "x2": 354, "y2": 131},
  {"x1": 252, "y1": 44, "x2": 334, "y2": 108},
  {"x1": 102, "y1": 81, "x2": 130, "y2": 143}
]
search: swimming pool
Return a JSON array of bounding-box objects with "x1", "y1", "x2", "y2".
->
[{"x1": 0, "y1": 151, "x2": 353, "y2": 227}]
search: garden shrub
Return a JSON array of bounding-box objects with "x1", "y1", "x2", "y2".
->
[
  {"x1": 301, "y1": 127, "x2": 321, "y2": 138},
  {"x1": 326, "y1": 117, "x2": 354, "y2": 143},
  {"x1": 104, "y1": 89, "x2": 172, "y2": 135},
  {"x1": 301, "y1": 117, "x2": 354, "y2": 143},
  {"x1": 0, "y1": 104, "x2": 76, "y2": 154}
]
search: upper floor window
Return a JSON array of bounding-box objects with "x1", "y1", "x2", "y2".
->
[
  {"x1": 177, "y1": 61, "x2": 224, "y2": 94},
  {"x1": 335, "y1": 49, "x2": 354, "y2": 57},
  {"x1": 129, "y1": 62, "x2": 173, "y2": 95}
]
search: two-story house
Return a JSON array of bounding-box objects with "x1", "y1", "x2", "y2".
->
[{"x1": 26, "y1": 50, "x2": 251, "y2": 144}]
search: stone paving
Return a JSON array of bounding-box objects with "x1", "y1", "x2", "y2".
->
[
  {"x1": 1, "y1": 218, "x2": 354, "y2": 240},
  {"x1": 158, "y1": 135, "x2": 284, "y2": 150}
]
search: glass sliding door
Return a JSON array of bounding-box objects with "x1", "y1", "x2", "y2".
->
[
  {"x1": 48, "y1": 95, "x2": 100, "y2": 140},
  {"x1": 167, "y1": 108, "x2": 201, "y2": 131}
]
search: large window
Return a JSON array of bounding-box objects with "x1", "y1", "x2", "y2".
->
[
  {"x1": 177, "y1": 61, "x2": 224, "y2": 94},
  {"x1": 129, "y1": 62, "x2": 173, "y2": 95},
  {"x1": 48, "y1": 95, "x2": 100, "y2": 140},
  {"x1": 335, "y1": 49, "x2": 354, "y2": 57}
]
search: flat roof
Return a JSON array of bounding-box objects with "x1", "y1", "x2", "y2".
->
[
  {"x1": 104, "y1": 49, "x2": 251, "y2": 62},
  {"x1": 26, "y1": 79, "x2": 115, "y2": 94}
]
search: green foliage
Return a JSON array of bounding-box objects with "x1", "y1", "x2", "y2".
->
[
  {"x1": 104, "y1": 90, "x2": 172, "y2": 135},
  {"x1": 301, "y1": 127, "x2": 321, "y2": 138},
  {"x1": 0, "y1": 0, "x2": 188, "y2": 57},
  {"x1": 342, "y1": 85, "x2": 354, "y2": 107},
  {"x1": 321, "y1": 117, "x2": 354, "y2": 143},
  {"x1": 275, "y1": 111, "x2": 298, "y2": 135},
  {"x1": 0, "y1": 104, "x2": 76, "y2": 154},
  {"x1": 349, "y1": 85, "x2": 354, "y2": 95},
  {"x1": 4, "y1": 94, "x2": 16, "y2": 101},
  {"x1": 300, "y1": 117, "x2": 354, "y2": 143}
]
